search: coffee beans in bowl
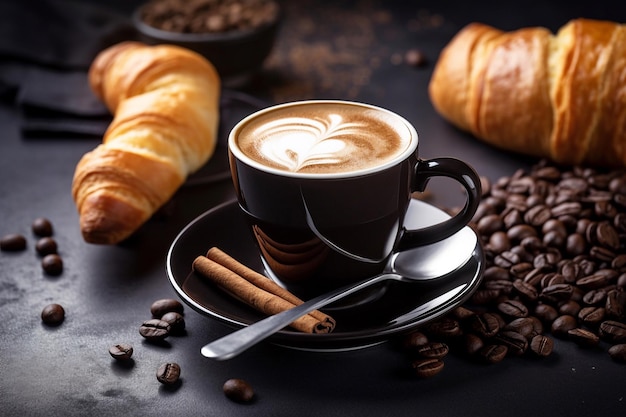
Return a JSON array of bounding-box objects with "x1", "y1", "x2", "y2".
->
[{"x1": 133, "y1": 0, "x2": 281, "y2": 86}]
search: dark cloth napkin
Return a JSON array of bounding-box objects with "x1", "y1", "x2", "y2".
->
[{"x1": 0, "y1": 0, "x2": 139, "y2": 136}]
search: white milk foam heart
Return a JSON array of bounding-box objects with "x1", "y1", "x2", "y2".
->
[{"x1": 232, "y1": 101, "x2": 415, "y2": 175}]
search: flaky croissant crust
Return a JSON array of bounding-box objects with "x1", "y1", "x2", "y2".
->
[
  {"x1": 429, "y1": 18, "x2": 626, "y2": 168},
  {"x1": 72, "y1": 42, "x2": 220, "y2": 244}
]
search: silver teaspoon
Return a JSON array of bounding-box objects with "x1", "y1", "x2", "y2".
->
[{"x1": 200, "y1": 224, "x2": 478, "y2": 360}]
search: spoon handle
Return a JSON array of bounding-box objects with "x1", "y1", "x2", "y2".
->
[{"x1": 201, "y1": 273, "x2": 393, "y2": 360}]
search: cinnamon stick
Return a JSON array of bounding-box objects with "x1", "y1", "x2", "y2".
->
[{"x1": 192, "y1": 251, "x2": 335, "y2": 334}]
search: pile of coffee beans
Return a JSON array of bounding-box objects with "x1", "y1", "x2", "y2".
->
[
  {"x1": 401, "y1": 159, "x2": 626, "y2": 376},
  {"x1": 140, "y1": 0, "x2": 279, "y2": 34}
]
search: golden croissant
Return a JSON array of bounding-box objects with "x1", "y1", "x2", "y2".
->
[
  {"x1": 72, "y1": 41, "x2": 220, "y2": 244},
  {"x1": 428, "y1": 18, "x2": 626, "y2": 168}
]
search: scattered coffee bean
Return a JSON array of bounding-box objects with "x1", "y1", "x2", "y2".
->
[
  {"x1": 161, "y1": 311, "x2": 185, "y2": 335},
  {"x1": 468, "y1": 312, "x2": 500, "y2": 338},
  {"x1": 156, "y1": 362, "x2": 181, "y2": 385},
  {"x1": 411, "y1": 358, "x2": 445, "y2": 378},
  {"x1": 223, "y1": 378, "x2": 255, "y2": 403},
  {"x1": 150, "y1": 298, "x2": 184, "y2": 318},
  {"x1": 41, "y1": 303, "x2": 65, "y2": 326},
  {"x1": 32, "y1": 217, "x2": 53, "y2": 237},
  {"x1": 403, "y1": 331, "x2": 428, "y2": 350},
  {"x1": 0, "y1": 233, "x2": 27, "y2": 251},
  {"x1": 109, "y1": 343, "x2": 134, "y2": 361},
  {"x1": 414, "y1": 342, "x2": 449, "y2": 359},
  {"x1": 139, "y1": 319, "x2": 171, "y2": 341},
  {"x1": 35, "y1": 237, "x2": 58, "y2": 256},
  {"x1": 567, "y1": 328, "x2": 600, "y2": 347},
  {"x1": 551, "y1": 315, "x2": 577, "y2": 337},
  {"x1": 598, "y1": 320, "x2": 626, "y2": 343},
  {"x1": 478, "y1": 344, "x2": 508, "y2": 364},
  {"x1": 608, "y1": 344, "x2": 626, "y2": 363},
  {"x1": 529, "y1": 334, "x2": 554, "y2": 357},
  {"x1": 41, "y1": 254, "x2": 63, "y2": 276}
]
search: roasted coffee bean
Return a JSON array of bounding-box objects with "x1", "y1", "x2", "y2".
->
[
  {"x1": 507, "y1": 224, "x2": 537, "y2": 242},
  {"x1": 403, "y1": 331, "x2": 428, "y2": 350},
  {"x1": 504, "y1": 317, "x2": 537, "y2": 339},
  {"x1": 512, "y1": 279, "x2": 539, "y2": 301},
  {"x1": 35, "y1": 237, "x2": 58, "y2": 256},
  {"x1": 41, "y1": 254, "x2": 63, "y2": 276},
  {"x1": 425, "y1": 318, "x2": 461, "y2": 339},
  {"x1": 468, "y1": 313, "x2": 500, "y2": 338},
  {"x1": 477, "y1": 214, "x2": 503, "y2": 235},
  {"x1": 608, "y1": 344, "x2": 626, "y2": 363},
  {"x1": 503, "y1": 209, "x2": 524, "y2": 229},
  {"x1": 541, "y1": 284, "x2": 573, "y2": 303},
  {"x1": 462, "y1": 334, "x2": 484, "y2": 356},
  {"x1": 524, "y1": 205, "x2": 552, "y2": 226},
  {"x1": 414, "y1": 342, "x2": 449, "y2": 359},
  {"x1": 612, "y1": 254, "x2": 626, "y2": 270},
  {"x1": 590, "y1": 246, "x2": 616, "y2": 262},
  {"x1": 576, "y1": 273, "x2": 613, "y2": 291},
  {"x1": 567, "y1": 328, "x2": 600, "y2": 347},
  {"x1": 41, "y1": 303, "x2": 65, "y2": 326},
  {"x1": 560, "y1": 260, "x2": 582, "y2": 282},
  {"x1": 534, "y1": 303, "x2": 559, "y2": 323},
  {"x1": 32, "y1": 217, "x2": 53, "y2": 237},
  {"x1": 160, "y1": 311, "x2": 186, "y2": 335},
  {"x1": 543, "y1": 230, "x2": 566, "y2": 248},
  {"x1": 565, "y1": 233, "x2": 587, "y2": 256},
  {"x1": 139, "y1": 319, "x2": 171, "y2": 341},
  {"x1": 558, "y1": 300, "x2": 581, "y2": 316},
  {"x1": 411, "y1": 358, "x2": 445, "y2": 378},
  {"x1": 150, "y1": 298, "x2": 184, "y2": 318},
  {"x1": 470, "y1": 289, "x2": 502, "y2": 305},
  {"x1": 493, "y1": 331, "x2": 528, "y2": 356},
  {"x1": 520, "y1": 236, "x2": 544, "y2": 253},
  {"x1": 109, "y1": 343, "x2": 134, "y2": 361},
  {"x1": 494, "y1": 251, "x2": 520, "y2": 268},
  {"x1": 533, "y1": 252, "x2": 560, "y2": 270},
  {"x1": 223, "y1": 378, "x2": 255, "y2": 402},
  {"x1": 596, "y1": 222, "x2": 620, "y2": 249},
  {"x1": 156, "y1": 362, "x2": 181, "y2": 385},
  {"x1": 551, "y1": 202, "x2": 582, "y2": 217},
  {"x1": 605, "y1": 290, "x2": 626, "y2": 320},
  {"x1": 478, "y1": 344, "x2": 508, "y2": 364},
  {"x1": 484, "y1": 266, "x2": 510, "y2": 281},
  {"x1": 530, "y1": 334, "x2": 554, "y2": 357},
  {"x1": 578, "y1": 306, "x2": 606, "y2": 326},
  {"x1": 488, "y1": 231, "x2": 511, "y2": 253},
  {"x1": 598, "y1": 320, "x2": 626, "y2": 343},
  {"x1": 551, "y1": 315, "x2": 577, "y2": 337},
  {"x1": 524, "y1": 268, "x2": 546, "y2": 287},
  {"x1": 451, "y1": 306, "x2": 476, "y2": 321},
  {"x1": 539, "y1": 272, "x2": 565, "y2": 288},
  {"x1": 582, "y1": 289, "x2": 607, "y2": 305},
  {"x1": 511, "y1": 262, "x2": 534, "y2": 279},
  {"x1": 497, "y1": 299, "x2": 528, "y2": 318},
  {"x1": 0, "y1": 234, "x2": 27, "y2": 251}
]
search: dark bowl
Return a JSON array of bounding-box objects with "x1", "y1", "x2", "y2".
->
[{"x1": 132, "y1": 3, "x2": 281, "y2": 87}]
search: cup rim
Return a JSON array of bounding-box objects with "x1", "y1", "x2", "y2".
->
[{"x1": 228, "y1": 100, "x2": 419, "y2": 179}]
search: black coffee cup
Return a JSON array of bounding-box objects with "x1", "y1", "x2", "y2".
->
[{"x1": 228, "y1": 100, "x2": 480, "y2": 295}]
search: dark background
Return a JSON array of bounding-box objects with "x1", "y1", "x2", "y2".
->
[{"x1": 1, "y1": 1, "x2": 625, "y2": 416}]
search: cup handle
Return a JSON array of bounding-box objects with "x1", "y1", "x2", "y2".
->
[{"x1": 397, "y1": 157, "x2": 481, "y2": 250}]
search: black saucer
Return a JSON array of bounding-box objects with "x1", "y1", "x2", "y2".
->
[{"x1": 166, "y1": 199, "x2": 485, "y2": 351}]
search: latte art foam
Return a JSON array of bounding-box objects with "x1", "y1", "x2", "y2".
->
[{"x1": 234, "y1": 102, "x2": 414, "y2": 174}]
